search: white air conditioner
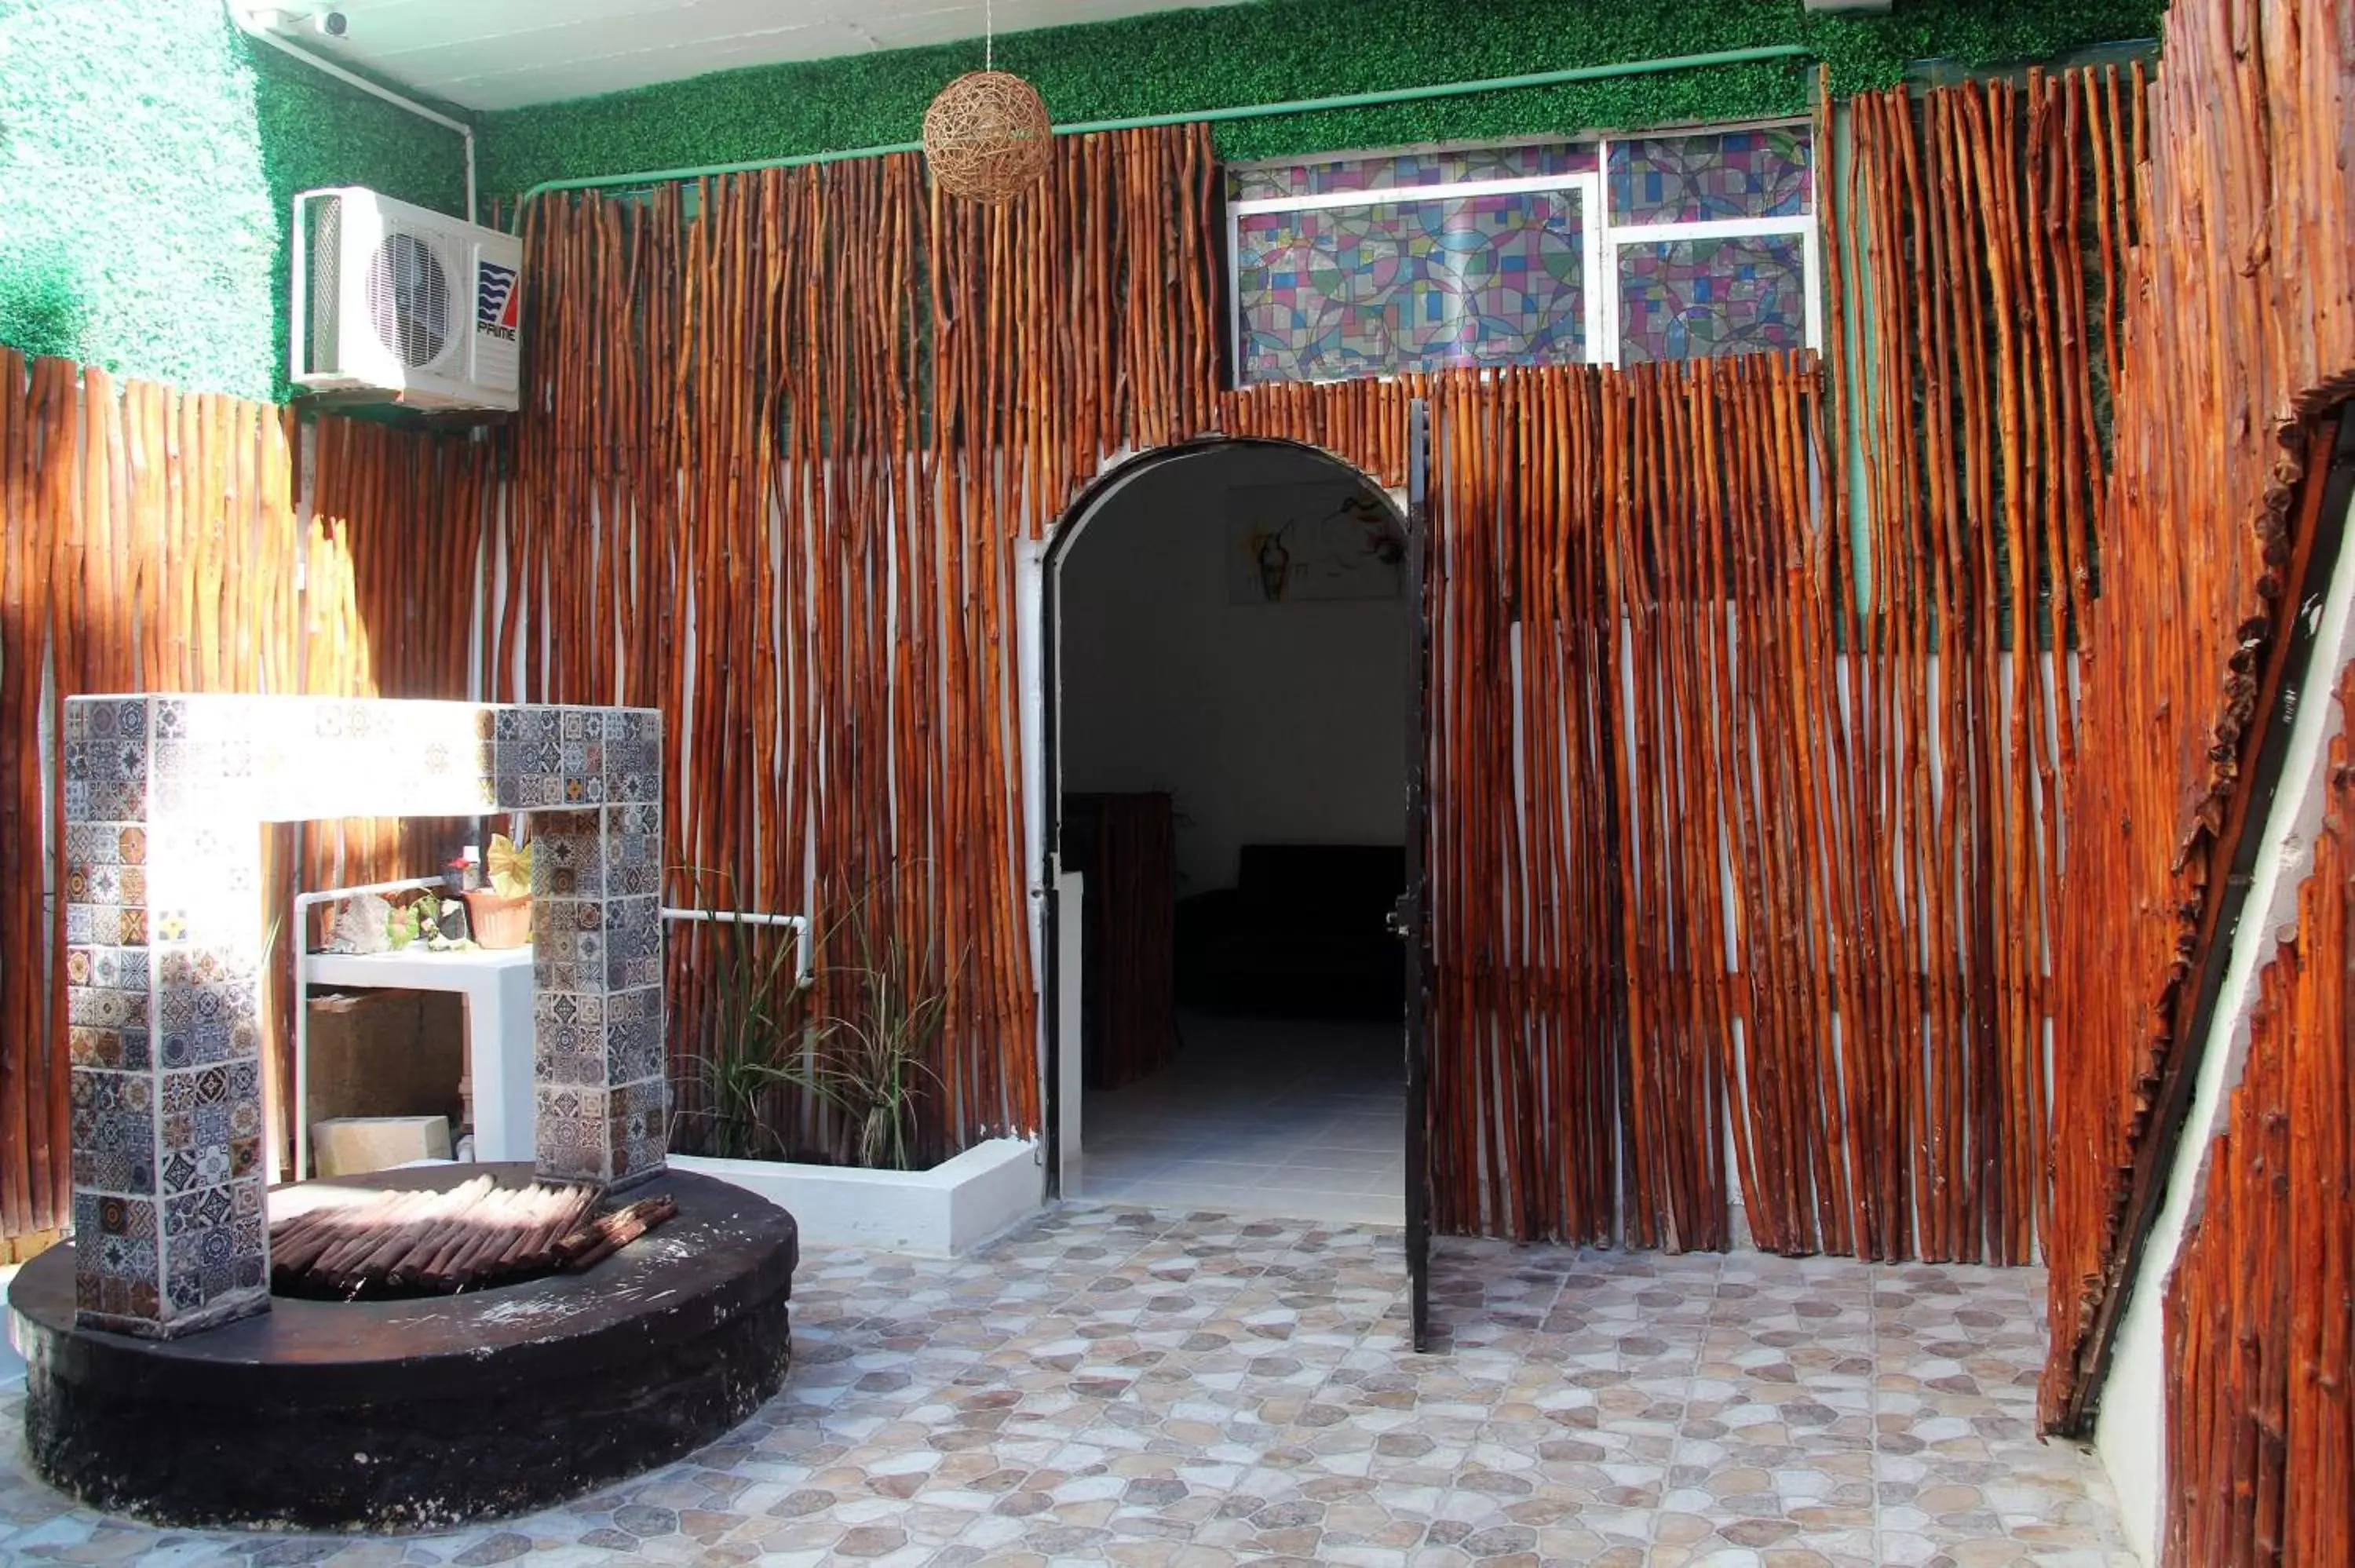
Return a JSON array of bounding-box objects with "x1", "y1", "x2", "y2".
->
[{"x1": 290, "y1": 187, "x2": 521, "y2": 412}]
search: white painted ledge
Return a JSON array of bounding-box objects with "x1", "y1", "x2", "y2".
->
[{"x1": 670, "y1": 1137, "x2": 1043, "y2": 1256}]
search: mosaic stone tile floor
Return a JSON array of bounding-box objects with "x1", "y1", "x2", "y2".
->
[{"x1": 0, "y1": 1204, "x2": 2133, "y2": 1566}]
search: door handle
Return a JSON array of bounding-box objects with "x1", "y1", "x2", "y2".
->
[{"x1": 1386, "y1": 897, "x2": 1414, "y2": 941}]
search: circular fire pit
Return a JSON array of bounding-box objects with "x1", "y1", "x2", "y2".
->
[{"x1": 9, "y1": 1164, "x2": 797, "y2": 1531}]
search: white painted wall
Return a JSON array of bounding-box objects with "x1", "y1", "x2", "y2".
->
[
  {"x1": 1056, "y1": 869, "x2": 1086, "y2": 1180},
  {"x1": 672, "y1": 1136, "x2": 1043, "y2": 1256},
  {"x1": 2092, "y1": 480, "x2": 2355, "y2": 1565},
  {"x1": 1058, "y1": 444, "x2": 1411, "y2": 894}
]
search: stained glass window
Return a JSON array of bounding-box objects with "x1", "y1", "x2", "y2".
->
[
  {"x1": 1229, "y1": 144, "x2": 1596, "y2": 203},
  {"x1": 1608, "y1": 129, "x2": 1812, "y2": 224},
  {"x1": 1616, "y1": 235, "x2": 1809, "y2": 363},
  {"x1": 1228, "y1": 125, "x2": 1816, "y2": 383},
  {"x1": 1235, "y1": 191, "x2": 1588, "y2": 384}
]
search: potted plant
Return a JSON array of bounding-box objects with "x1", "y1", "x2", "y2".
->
[
  {"x1": 670, "y1": 897, "x2": 815, "y2": 1162},
  {"x1": 665, "y1": 887, "x2": 1039, "y2": 1253},
  {"x1": 765, "y1": 913, "x2": 949, "y2": 1173},
  {"x1": 463, "y1": 833, "x2": 533, "y2": 949}
]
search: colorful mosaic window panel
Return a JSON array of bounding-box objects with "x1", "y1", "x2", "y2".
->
[
  {"x1": 1229, "y1": 142, "x2": 1595, "y2": 202},
  {"x1": 1608, "y1": 129, "x2": 1811, "y2": 224},
  {"x1": 1236, "y1": 191, "x2": 1588, "y2": 384},
  {"x1": 1616, "y1": 234, "x2": 1807, "y2": 364}
]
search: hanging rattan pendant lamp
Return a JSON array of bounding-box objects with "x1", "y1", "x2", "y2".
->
[{"x1": 921, "y1": 0, "x2": 1052, "y2": 203}]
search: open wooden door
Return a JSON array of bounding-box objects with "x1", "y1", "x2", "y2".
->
[{"x1": 1397, "y1": 398, "x2": 1434, "y2": 1351}]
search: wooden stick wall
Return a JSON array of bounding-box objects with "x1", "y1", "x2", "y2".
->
[
  {"x1": 0, "y1": 353, "x2": 484, "y2": 1235},
  {"x1": 498, "y1": 79, "x2": 2138, "y2": 1256},
  {"x1": 0, "y1": 71, "x2": 2344, "y2": 1522},
  {"x1": 0, "y1": 61, "x2": 2207, "y2": 1260},
  {"x1": 300, "y1": 414, "x2": 495, "y2": 888},
  {"x1": 1794, "y1": 67, "x2": 2148, "y2": 1266},
  {"x1": 498, "y1": 133, "x2": 1439, "y2": 1159},
  {"x1": 1415, "y1": 68, "x2": 2145, "y2": 1252},
  {"x1": 1420, "y1": 357, "x2": 1834, "y2": 1249},
  {"x1": 2040, "y1": 0, "x2": 2355, "y2": 1432},
  {"x1": 2160, "y1": 665, "x2": 2354, "y2": 1568}
]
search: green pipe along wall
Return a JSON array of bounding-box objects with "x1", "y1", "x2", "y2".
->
[
  {"x1": 478, "y1": 0, "x2": 2164, "y2": 191},
  {"x1": 3, "y1": 0, "x2": 2163, "y2": 403}
]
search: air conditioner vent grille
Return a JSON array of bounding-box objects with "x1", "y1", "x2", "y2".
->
[
  {"x1": 364, "y1": 232, "x2": 451, "y2": 370},
  {"x1": 305, "y1": 196, "x2": 343, "y2": 376}
]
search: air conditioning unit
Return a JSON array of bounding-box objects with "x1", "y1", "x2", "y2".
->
[{"x1": 290, "y1": 187, "x2": 520, "y2": 413}]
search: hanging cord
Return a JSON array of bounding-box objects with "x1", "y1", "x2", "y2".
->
[{"x1": 984, "y1": 0, "x2": 994, "y2": 71}]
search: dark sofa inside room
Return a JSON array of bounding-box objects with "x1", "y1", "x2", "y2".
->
[{"x1": 1175, "y1": 843, "x2": 1406, "y2": 1019}]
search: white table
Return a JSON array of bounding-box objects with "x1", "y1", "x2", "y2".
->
[{"x1": 295, "y1": 946, "x2": 535, "y2": 1178}]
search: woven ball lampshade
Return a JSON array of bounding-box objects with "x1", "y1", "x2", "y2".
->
[{"x1": 922, "y1": 70, "x2": 1053, "y2": 204}]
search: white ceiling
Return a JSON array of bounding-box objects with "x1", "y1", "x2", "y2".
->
[{"x1": 248, "y1": 0, "x2": 1250, "y2": 113}]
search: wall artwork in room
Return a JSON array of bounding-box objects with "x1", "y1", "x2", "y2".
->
[{"x1": 1226, "y1": 480, "x2": 1406, "y2": 604}]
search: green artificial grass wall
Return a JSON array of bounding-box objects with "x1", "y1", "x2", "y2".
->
[
  {"x1": 481, "y1": 0, "x2": 2163, "y2": 199},
  {"x1": 0, "y1": 0, "x2": 465, "y2": 403},
  {"x1": 0, "y1": 0, "x2": 2161, "y2": 398}
]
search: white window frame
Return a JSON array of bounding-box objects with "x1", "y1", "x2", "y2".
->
[
  {"x1": 1227, "y1": 120, "x2": 1822, "y2": 384},
  {"x1": 1227, "y1": 170, "x2": 1606, "y2": 387},
  {"x1": 1594, "y1": 124, "x2": 1822, "y2": 369}
]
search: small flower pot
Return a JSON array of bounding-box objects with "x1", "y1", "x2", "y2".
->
[{"x1": 462, "y1": 888, "x2": 534, "y2": 950}]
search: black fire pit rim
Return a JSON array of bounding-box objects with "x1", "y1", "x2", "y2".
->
[{"x1": 9, "y1": 1163, "x2": 797, "y2": 1407}]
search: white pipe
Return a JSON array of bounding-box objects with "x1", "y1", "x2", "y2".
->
[
  {"x1": 225, "y1": 3, "x2": 478, "y2": 224},
  {"x1": 661, "y1": 907, "x2": 814, "y2": 988},
  {"x1": 287, "y1": 876, "x2": 443, "y2": 1183}
]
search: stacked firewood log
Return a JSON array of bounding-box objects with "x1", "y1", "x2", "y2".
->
[{"x1": 268, "y1": 1176, "x2": 679, "y2": 1300}]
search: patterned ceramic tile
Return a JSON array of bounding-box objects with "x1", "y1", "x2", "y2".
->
[
  {"x1": 68, "y1": 1024, "x2": 151, "y2": 1073},
  {"x1": 0, "y1": 1208, "x2": 2128, "y2": 1565},
  {"x1": 60, "y1": 695, "x2": 661, "y2": 1333},
  {"x1": 68, "y1": 1189, "x2": 162, "y2": 1326},
  {"x1": 70, "y1": 943, "x2": 150, "y2": 992},
  {"x1": 64, "y1": 903, "x2": 145, "y2": 948},
  {"x1": 535, "y1": 1084, "x2": 615, "y2": 1185},
  {"x1": 67, "y1": 1069, "x2": 157, "y2": 1196},
  {"x1": 62, "y1": 724, "x2": 148, "y2": 785},
  {"x1": 65, "y1": 984, "x2": 141, "y2": 1030},
  {"x1": 602, "y1": 713, "x2": 662, "y2": 804},
  {"x1": 531, "y1": 896, "x2": 608, "y2": 983},
  {"x1": 605, "y1": 802, "x2": 663, "y2": 897},
  {"x1": 604, "y1": 986, "x2": 665, "y2": 1085},
  {"x1": 608, "y1": 1078, "x2": 669, "y2": 1186},
  {"x1": 604, "y1": 896, "x2": 663, "y2": 992},
  {"x1": 160, "y1": 1178, "x2": 267, "y2": 1311},
  {"x1": 492, "y1": 707, "x2": 652, "y2": 812},
  {"x1": 531, "y1": 811, "x2": 605, "y2": 899},
  {"x1": 152, "y1": 943, "x2": 261, "y2": 1074}
]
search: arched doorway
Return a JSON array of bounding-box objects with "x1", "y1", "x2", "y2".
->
[{"x1": 1042, "y1": 439, "x2": 1415, "y2": 1224}]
